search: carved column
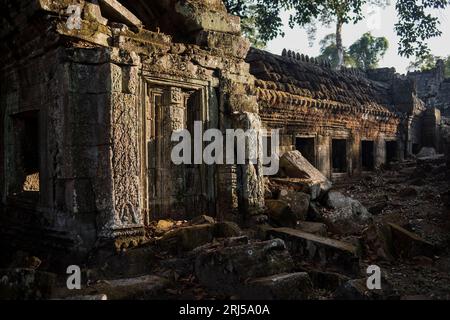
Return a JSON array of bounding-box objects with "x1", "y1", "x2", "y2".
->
[{"x1": 98, "y1": 51, "x2": 145, "y2": 250}]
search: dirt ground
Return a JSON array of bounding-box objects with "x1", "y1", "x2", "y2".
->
[{"x1": 334, "y1": 157, "x2": 450, "y2": 299}]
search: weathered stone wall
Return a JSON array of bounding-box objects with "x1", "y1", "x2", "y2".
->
[
  {"x1": 408, "y1": 60, "x2": 450, "y2": 117},
  {"x1": 367, "y1": 67, "x2": 429, "y2": 156},
  {"x1": 422, "y1": 107, "x2": 441, "y2": 149},
  {"x1": 407, "y1": 62, "x2": 450, "y2": 154},
  {"x1": 0, "y1": 0, "x2": 265, "y2": 257},
  {"x1": 436, "y1": 81, "x2": 450, "y2": 117},
  {"x1": 247, "y1": 49, "x2": 403, "y2": 179},
  {"x1": 0, "y1": 45, "x2": 102, "y2": 262}
]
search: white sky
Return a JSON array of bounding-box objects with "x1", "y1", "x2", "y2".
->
[{"x1": 266, "y1": 2, "x2": 450, "y2": 74}]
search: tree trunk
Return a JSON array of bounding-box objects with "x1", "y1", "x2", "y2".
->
[{"x1": 335, "y1": 19, "x2": 344, "y2": 70}]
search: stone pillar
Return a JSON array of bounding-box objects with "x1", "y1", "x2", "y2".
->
[
  {"x1": 423, "y1": 107, "x2": 441, "y2": 149},
  {"x1": 375, "y1": 135, "x2": 386, "y2": 167},
  {"x1": 350, "y1": 133, "x2": 360, "y2": 175},
  {"x1": 317, "y1": 134, "x2": 331, "y2": 178},
  {"x1": 85, "y1": 48, "x2": 146, "y2": 250},
  {"x1": 218, "y1": 75, "x2": 265, "y2": 223}
]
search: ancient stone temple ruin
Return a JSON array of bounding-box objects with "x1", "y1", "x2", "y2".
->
[
  {"x1": 0, "y1": 0, "x2": 448, "y2": 266},
  {"x1": 0, "y1": 0, "x2": 266, "y2": 261}
]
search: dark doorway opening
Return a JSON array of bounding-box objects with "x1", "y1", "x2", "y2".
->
[
  {"x1": 332, "y1": 139, "x2": 347, "y2": 173},
  {"x1": 361, "y1": 140, "x2": 375, "y2": 171},
  {"x1": 295, "y1": 137, "x2": 315, "y2": 165},
  {"x1": 386, "y1": 141, "x2": 398, "y2": 163},
  {"x1": 412, "y1": 143, "x2": 421, "y2": 155}
]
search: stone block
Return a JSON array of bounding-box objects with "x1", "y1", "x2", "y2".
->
[
  {"x1": 266, "y1": 227, "x2": 360, "y2": 276},
  {"x1": 295, "y1": 221, "x2": 328, "y2": 236},
  {"x1": 278, "y1": 190, "x2": 310, "y2": 221},
  {"x1": 241, "y1": 272, "x2": 312, "y2": 300},
  {"x1": 195, "y1": 239, "x2": 294, "y2": 294},
  {"x1": 388, "y1": 223, "x2": 435, "y2": 258},
  {"x1": 265, "y1": 200, "x2": 297, "y2": 228},
  {"x1": 0, "y1": 268, "x2": 56, "y2": 300},
  {"x1": 279, "y1": 151, "x2": 332, "y2": 199}
]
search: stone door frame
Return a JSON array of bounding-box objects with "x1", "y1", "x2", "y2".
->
[{"x1": 139, "y1": 75, "x2": 217, "y2": 224}]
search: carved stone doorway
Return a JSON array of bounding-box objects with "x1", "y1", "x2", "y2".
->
[{"x1": 142, "y1": 81, "x2": 213, "y2": 222}]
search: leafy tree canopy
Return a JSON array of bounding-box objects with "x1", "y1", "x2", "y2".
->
[
  {"x1": 317, "y1": 33, "x2": 357, "y2": 68},
  {"x1": 348, "y1": 32, "x2": 389, "y2": 69},
  {"x1": 223, "y1": 0, "x2": 449, "y2": 58},
  {"x1": 317, "y1": 32, "x2": 389, "y2": 70}
]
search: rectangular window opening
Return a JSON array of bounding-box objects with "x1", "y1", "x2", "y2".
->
[
  {"x1": 332, "y1": 139, "x2": 347, "y2": 173},
  {"x1": 386, "y1": 141, "x2": 398, "y2": 163},
  {"x1": 10, "y1": 111, "x2": 40, "y2": 201},
  {"x1": 295, "y1": 137, "x2": 315, "y2": 166}
]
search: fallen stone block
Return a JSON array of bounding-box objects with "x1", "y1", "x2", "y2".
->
[
  {"x1": 195, "y1": 239, "x2": 294, "y2": 294},
  {"x1": 223, "y1": 236, "x2": 249, "y2": 247},
  {"x1": 334, "y1": 278, "x2": 391, "y2": 300},
  {"x1": 158, "y1": 221, "x2": 242, "y2": 253},
  {"x1": 387, "y1": 223, "x2": 435, "y2": 258},
  {"x1": 416, "y1": 147, "x2": 437, "y2": 159},
  {"x1": 240, "y1": 273, "x2": 312, "y2": 300},
  {"x1": 87, "y1": 275, "x2": 170, "y2": 300},
  {"x1": 307, "y1": 270, "x2": 350, "y2": 291},
  {"x1": 190, "y1": 215, "x2": 215, "y2": 225},
  {"x1": 214, "y1": 221, "x2": 242, "y2": 238},
  {"x1": 159, "y1": 224, "x2": 216, "y2": 253},
  {"x1": 278, "y1": 151, "x2": 332, "y2": 199},
  {"x1": 0, "y1": 268, "x2": 56, "y2": 300},
  {"x1": 278, "y1": 190, "x2": 310, "y2": 221},
  {"x1": 322, "y1": 191, "x2": 372, "y2": 234},
  {"x1": 363, "y1": 223, "x2": 395, "y2": 261},
  {"x1": 266, "y1": 228, "x2": 360, "y2": 276},
  {"x1": 295, "y1": 221, "x2": 328, "y2": 236},
  {"x1": 265, "y1": 199, "x2": 297, "y2": 227}
]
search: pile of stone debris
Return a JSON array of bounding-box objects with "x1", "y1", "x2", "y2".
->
[{"x1": 1, "y1": 151, "x2": 448, "y2": 300}]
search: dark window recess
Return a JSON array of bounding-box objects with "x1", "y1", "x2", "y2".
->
[
  {"x1": 386, "y1": 141, "x2": 398, "y2": 163},
  {"x1": 264, "y1": 136, "x2": 272, "y2": 157},
  {"x1": 361, "y1": 141, "x2": 375, "y2": 171},
  {"x1": 295, "y1": 137, "x2": 315, "y2": 166},
  {"x1": 11, "y1": 111, "x2": 40, "y2": 197},
  {"x1": 332, "y1": 139, "x2": 347, "y2": 173},
  {"x1": 412, "y1": 143, "x2": 421, "y2": 155}
]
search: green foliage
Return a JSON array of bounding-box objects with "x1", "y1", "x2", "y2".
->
[
  {"x1": 348, "y1": 32, "x2": 389, "y2": 70},
  {"x1": 408, "y1": 54, "x2": 450, "y2": 77},
  {"x1": 222, "y1": 0, "x2": 286, "y2": 48},
  {"x1": 317, "y1": 32, "x2": 388, "y2": 70},
  {"x1": 316, "y1": 34, "x2": 357, "y2": 69},
  {"x1": 395, "y1": 0, "x2": 450, "y2": 58},
  {"x1": 223, "y1": 0, "x2": 449, "y2": 59}
]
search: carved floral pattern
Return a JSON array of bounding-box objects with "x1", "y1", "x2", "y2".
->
[{"x1": 111, "y1": 93, "x2": 142, "y2": 226}]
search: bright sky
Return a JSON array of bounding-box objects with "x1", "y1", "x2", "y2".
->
[{"x1": 266, "y1": 2, "x2": 450, "y2": 74}]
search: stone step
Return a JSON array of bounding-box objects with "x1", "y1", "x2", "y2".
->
[
  {"x1": 55, "y1": 275, "x2": 171, "y2": 300},
  {"x1": 195, "y1": 239, "x2": 295, "y2": 295},
  {"x1": 295, "y1": 221, "x2": 328, "y2": 236},
  {"x1": 265, "y1": 227, "x2": 360, "y2": 276},
  {"x1": 239, "y1": 272, "x2": 312, "y2": 300}
]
